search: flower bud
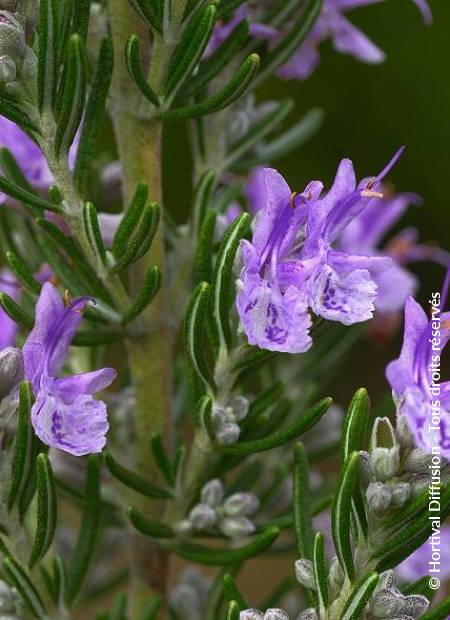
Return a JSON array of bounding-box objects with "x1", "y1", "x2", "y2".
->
[
  {"x1": 211, "y1": 405, "x2": 226, "y2": 429},
  {"x1": 390, "y1": 482, "x2": 411, "y2": 507},
  {"x1": 0, "y1": 11, "x2": 25, "y2": 59},
  {"x1": 240, "y1": 611, "x2": 263, "y2": 620},
  {"x1": 0, "y1": 53, "x2": 14, "y2": 82},
  {"x1": 223, "y1": 493, "x2": 259, "y2": 517},
  {"x1": 264, "y1": 610, "x2": 289, "y2": 620},
  {"x1": 375, "y1": 570, "x2": 396, "y2": 594},
  {"x1": 189, "y1": 504, "x2": 217, "y2": 530},
  {"x1": 395, "y1": 415, "x2": 415, "y2": 450},
  {"x1": 370, "y1": 447, "x2": 400, "y2": 482},
  {"x1": 220, "y1": 516, "x2": 255, "y2": 538},
  {"x1": 366, "y1": 482, "x2": 391, "y2": 516},
  {"x1": 173, "y1": 519, "x2": 192, "y2": 537},
  {"x1": 371, "y1": 417, "x2": 398, "y2": 451},
  {"x1": 328, "y1": 556, "x2": 344, "y2": 593},
  {"x1": 294, "y1": 559, "x2": 316, "y2": 590},
  {"x1": 359, "y1": 451, "x2": 372, "y2": 487},
  {"x1": 201, "y1": 479, "x2": 224, "y2": 507},
  {"x1": 403, "y1": 449, "x2": 432, "y2": 474},
  {"x1": 370, "y1": 589, "x2": 404, "y2": 618},
  {"x1": 402, "y1": 594, "x2": 429, "y2": 617},
  {"x1": 230, "y1": 395, "x2": 249, "y2": 421},
  {"x1": 216, "y1": 422, "x2": 240, "y2": 446},
  {"x1": 0, "y1": 580, "x2": 17, "y2": 614},
  {"x1": 0, "y1": 347, "x2": 23, "y2": 400},
  {"x1": 296, "y1": 609, "x2": 318, "y2": 620},
  {"x1": 410, "y1": 474, "x2": 430, "y2": 496}
]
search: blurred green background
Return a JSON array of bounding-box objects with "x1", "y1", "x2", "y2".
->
[{"x1": 164, "y1": 0, "x2": 450, "y2": 407}]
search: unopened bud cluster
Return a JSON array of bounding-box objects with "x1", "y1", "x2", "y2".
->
[
  {"x1": 211, "y1": 396, "x2": 249, "y2": 446},
  {"x1": 176, "y1": 478, "x2": 259, "y2": 539},
  {"x1": 368, "y1": 570, "x2": 429, "y2": 619},
  {"x1": 0, "y1": 347, "x2": 23, "y2": 401},
  {"x1": 240, "y1": 609, "x2": 289, "y2": 620}
]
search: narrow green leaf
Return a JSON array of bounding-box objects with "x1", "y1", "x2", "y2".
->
[
  {"x1": 125, "y1": 35, "x2": 160, "y2": 106},
  {"x1": 254, "y1": 0, "x2": 322, "y2": 88},
  {"x1": 212, "y1": 212, "x2": 250, "y2": 350},
  {"x1": 83, "y1": 202, "x2": 107, "y2": 264},
  {"x1": 219, "y1": 398, "x2": 331, "y2": 455},
  {"x1": 0, "y1": 176, "x2": 59, "y2": 212},
  {"x1": 110, "y1": 203, "x2": 160, "y2": 273},
  {"x1": 0, "y1": 292, "x2": 34, "y2": 329},
  {"x1": 75, "y1": 37, "x2": 114, "y2": 194},
  {"x1": 150, "y1": 433, "x2": 174, "y2": 486},
  {"x1": 170, "y1": 526, "x2": 279, "y2": 565},
  {"x1": 111, "y1": 592, "x2": 127, "y2": 620},
  {"x1": 194, "y1": 210, "x2": 217, "y2": 284},
  {"x1": 128, "y1": 508, "x2": 175, "y2": 539},
  {"x1": 165, "y1": 5, "x2": 217, "y2": 101},
  {"x1": 331, "y1": 452, "x2": 361, "y2": 582},
  {"x1": 401, "y1": 576, "x2": 435, "y2": 601},
  {"x1": 71, "y1": 330, "x2": 122, "y2": 347},
  {"x1": 112, "y1": 182, "x2": 148, "y2": 255},
  {"x1": 293, "y1": 442, "x2": 314, "y2": 561},
  {"x1": 227, "y1": 601, "x2": 240, "y2": 620},
  {"x1": 185, "y1": 19, "x2": 249, "y2": 96},
  {"x1": 0, "y1": 101, "x2": 39, "y2": 136},
  {"x1": 192, "y1": 169, "x2": 216, "y2": 236},
  {"x1": 127, "y1": 0, "x2": 162, "y2": 32},
  {"x1": 52, "y1": 556, "x2": 68, "y2": 610},
  {"x1": 419, "y1": 597, "x2": 450, "y2": 620},
  {"x1": 341, "y1": 388, "x2": 371, "y2": 461},
  {"x1": 162, "y1": 54, "x2": 260, "y2": 120},
  {"x1": 3, "y1": 557, "x2": 47, "y2": 619},
  {"x1": 223, "y1": 574, "x2": 247, "y2": 610},
  {"x1": 38, "y1": 0, "x2": 58, "y2": 111},
  {"x1": 122, "y1": 266, "x2": 161, "y2": 324},
  {"x1": 341, "y1": 572, "x2": 379, "y2": 620},
  {"x1": 5, "y1": 251, "x2": 42, "y2": 295},
  {"x1": 67, "y1": 454, "x2": 102, "y2": 604},
  {"x1": 72, "y1": 0, "x2": 91, "y2": 41},
  {"x1": 241, "y1": 382, "x2": 283, "y2": 431},
  {"x1": 184, "y1": 282, "x2": 216, "y2": 392},
  {"x1": 105, "y1": 452, "x2": 173, "y2": 499},
  {"x1": 0, "y1": 148, "x2": 39, "y2": 195},
  {"x1": 8, "y1": 383, "x2": 35, "y2": 511},
  {"x1": 55, "y1": 34, "x2": 86, "y2": 157},
  {"x1": 232, "y1": 347, "x2": 278, "y2": 375},
  {"x1": 29, "y1": 454, "x2": 57, "y2": 568},
  {"x1": 313, "y1": 532, "x2": 328, "y2": 611}
]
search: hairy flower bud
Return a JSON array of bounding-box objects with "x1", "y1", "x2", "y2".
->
[
  {"x1": 223, "y1": 492, "x2": 259, "y2": 517},
  {"x1": 370, "y1": 447, "x2": 400, "y2": 481},
  {"x1": 370, "y1": 589, "x2": 405, "y2": 617},
  {"x1": 403, "y1": 448, "x2": 432, "y2": 474},
  {"x1": 295, "y1": 559, "x2": 316, "y2": 590},
  {"x1": 216, "y1": 421, "x2": 241, "y2": 445},
  {"x1": 390, "y1": 481, "x2": 411, "y2": 507},
  {"x1": 0, "y1": 53, "x2": 14, "y2": 82},
  {"x1": 402, "y1": 594, "x2": 429, "y2": 617},
  {"x1": 189, "y1": 504, "x2": 217, "y2": 530},
  {"x1": 395, "y1": 415, "x2": 415, "y2": 450},
  {"x1": 230, "y1": 395, "x2": 249, "y2": 421},
  {"x1": 359, "y1": 450, "x2": 372, "y2": 487},
  {"x1": 265, "y1": 610, "x2": 289, "y2": 620},
  {"x1": 240, "y1": 611, "x2": 263, "y2": 620},
  {"x1": 173, "y1": 520, "x2": 192, "y2": 537},
  {"x1": 328, "y1": 556, "x2": 345, "y2": 593},
  {"x1": 0, "y1": 11, "x2": 25, "y2": 59},
  {"x1": 0, "y1": 347, "x2": 23, "y2": 400},
  {"x1": 366, "y1": 481, "x2": 391, "y2": 515},
  {"x1": 220, "y1": 516, "x2": 255, "y2": 538},
  {"x1": 296, "y1": 609, "x2": 318, "y2": 620},
  {"x1": 201, "y1": 479, "x2": 224, "y2": 507}
]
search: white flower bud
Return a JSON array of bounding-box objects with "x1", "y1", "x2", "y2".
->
[
  {"x1": 402, "y1": 594, "x2": 429, "y2": 618},
  {"x1": 370, "y1": 447, "x2": 400, "y2": 481},
  {"x1": 0, "y1": 581, "x2": 17, "y2": 614},
  {"x1": 223, "y1": 493, "x2": 259, "y2": 517},
  {"x1": 403, "y1": 449, "x2": 432, "y2": 474},
  {"x1": 201, "y1": 479, "x2": 224, "y2": 507},
  {"x1": 216, "y1": 422, "x2": 241, "y2": 445},
  {"x1": 375, "y1": 570, "x2": 396, "y2": 594},
  {"x1": 0, "y1": 11, "x2": 25, "y2": 59},
  {"x1": 0, "y1": 347, "x2": 23, "y2": 400},
  {"x1": 395, "y1": 415, "x2": 415, "y2": 450},
  {"x1": 174, "y1": 519, "x2": 193, "y2": 536},
  {"x1": 294, "y1": 559, "x2": 316, "y2": 590},
  {"x1": 220, "y1": 516, "x2": 255, "y2": 538},
  {"x1": 410, "y1": 475, "x2": 430, "y2": 496},
  {"x1": 240, "y1": 610, "x2": 263, "y2": 620},
  {"x1": 370, "y1": 589, "x2": 405, "y2": 618},
  {"x1": 366, "y1": 482, "x2": 391, "y2": 515},
  {"x1": 328, "y1": 556, "x2": 344, "y2": 593},
  {"x1": 296, "y1": 609, "x2": 318, "y2": 620},
  {"x1": 189, "y1": 504, "x2": 217, "y2": 530},
  {"x1": 230, "y1": 395, "x2": 249, "y2": 421},
  {"x1": 390, "y1": 482, "x2": 411, "y2": 507},
  {"x1": 211, "y1": 405, "x2": 226, "y2": 429},
  {"x1": 264, "y1": 610, "x2": 289, "y2": 620}
]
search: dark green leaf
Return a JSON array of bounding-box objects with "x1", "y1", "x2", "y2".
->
[
  {"x1": 293, "y1": 442, "x2": 314, "y2": 561},
  {"x1": 37, "y1": 0, "x2": 59, "y2": 111},
  {"x1": 105, "y1": 452, "x2": 173, "y2": 499},
  {"x1": 184, "y1": 282, "x2": 216, "y2": 392},
  {"x1": 150, "y1": 433, "x2": 175, "y2": 486},
  {"x1": 341, "y1": 572, "x2": 379, "y2": 620},
  {"x1": 3, "y1": 557, "x2": 47, "y2": 619},
  {"x1": 313, "y1": 532, "x2": 328, "y2": 611},
  {"x1": 419, "y1": 597, "x2": 450, "y2": 620},
  {"x1": 0, "y1": 176, "x2": 59, "y2": 212},
  {"x1": 0, "y1": 292, "x2": 34, "y2": 329},
  {"x1": 8, "y1": 383, "x2": 35, "y2": 511},
  {"x1": 6, "y1": 251, "x2": 42, "y2": 295},
  {"x1": 222, "y1": 574, "x2": 247, "y2": 610},
  {"x1": 125, "y1": 35, "x2": 160, "y2": 106},
  {"x1": 83, "y1": 202, "x2": 107, "y2": 264},
  {"x1": 128, "y1": 507, "x2": 175, "y2": 539},
  {"x1": 194, "y1": 210, "x2": 217, "y2": 284},
  {"x1": 29, "y1": 454, "x2": 57, "y2": 568},
  {"x1": 192, "y1": 169, "x2": 216, "y2": 236},
  {"x1": 122, "y1": 266, "x2": 161, "y2": 324}
]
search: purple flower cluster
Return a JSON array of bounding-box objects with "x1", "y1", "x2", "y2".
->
[
  {"x1": 22, "y1": 283, "x2": 116, "y2": 456},
  {"x1": 237, "y1": 151, "x2": 403, "y2": 353},
  {"x1": 211, "y1": 0, "x2": 431, "y2": 81},
  {"x1": 386, "y1": 273, "x2": 450, "y2": 459}
]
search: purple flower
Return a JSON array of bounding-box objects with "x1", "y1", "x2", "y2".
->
[
  {"x1": 0, "y1": 116, "x2": 78, "y2": 201},
  {"x1": 398, "y1": 526, "x2": 450, "y2": 582},
  {"x1": 23, "y1": 283, "x2": 116, "y2": 456},
  {"x1": 279, "y1": 0, "x2": 432, "y2": 80},
  {"x1": 236, "y1": 152, "x2": 401, "y2": 353},
  {"x1": 386, "y1": 278, "x2": 450, "y2": 458},
  {"x1": 0, "y1": 269, "x2": 21, "y2": 349}
]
